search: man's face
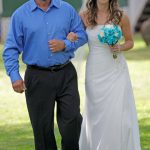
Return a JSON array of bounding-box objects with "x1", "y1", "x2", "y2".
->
[{"x1": 39, "y1": 0, "x2": 48, "y2": 2}]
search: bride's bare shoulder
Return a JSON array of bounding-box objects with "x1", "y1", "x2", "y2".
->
[
  {"x1": 120, "y1": 13, "x2": 130, "y2": 27},
  {"x1": 79, "y1": 11, "x2": 89, "y2": 28}
]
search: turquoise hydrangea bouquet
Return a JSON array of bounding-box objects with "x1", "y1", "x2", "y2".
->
[{"x1": 97, "y1": 24, "x2": 122, "y2": 59}]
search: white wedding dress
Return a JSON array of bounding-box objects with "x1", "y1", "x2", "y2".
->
[{"x1": 79, "y1": 25, "x2": 141, "y2": 150}]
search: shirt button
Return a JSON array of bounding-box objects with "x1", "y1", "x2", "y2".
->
[
  {"x1": 50, "y1": 54, "x2": 53, "y2": 56},
  {"x1": 46, "y1": 22, "x2": 48, "y2": 25},
  {"x1": 48, "y1": 33, "x2": 50, "y2": 35}
]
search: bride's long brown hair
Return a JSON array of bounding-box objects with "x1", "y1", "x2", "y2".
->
[{"x1": 86, "y1": 0, "x2": 123, "y2": 26}]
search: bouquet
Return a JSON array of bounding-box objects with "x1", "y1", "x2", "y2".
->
[{"x1": 97, "y1": 24, "x2": 122, "y2": 59}]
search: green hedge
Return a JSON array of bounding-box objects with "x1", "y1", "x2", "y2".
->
[
  {"x1": 2, "y1": 0, "x2": 27, "y2": 17},
  {"x1": 2, "y1": 0, "x2": 82, "y2": 17},
  {"x1": 119, "y1": 0, "x2": 128, "y2": 7},
  {"x1": 65, "y1": 0, "x2": 82, "y2": 11},
  {"x1": 2, "y1": 0, "x2": 127, "y2": 17}
]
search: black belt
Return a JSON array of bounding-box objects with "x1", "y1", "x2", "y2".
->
[{"x1": 27, "y1": 61, "x2": 70, "y2": 72}]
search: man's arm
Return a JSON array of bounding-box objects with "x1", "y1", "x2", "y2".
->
[
  {"x1": 63, "y1": 7, "x2": 88, "y2": 52},
  {"x1": 3, "y1": 12, "x2": 25, "y2": 93},
  {"x1": 49, "y1": 7, "x2": 88, "y2": 52}
]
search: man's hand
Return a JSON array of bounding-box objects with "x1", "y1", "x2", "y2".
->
[
  {"x1": 12, "y1": 80, "x2": 26, "y2": 93},
  {"x1": 48, "y1": 40, "x2": 65, "y2": 52}
]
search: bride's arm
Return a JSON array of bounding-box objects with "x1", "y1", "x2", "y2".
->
[
  {"x1": 79, "y1": 11, "x2": 88, "y2": 29},
  {"x1": 120, "y1": 14, "x2": 134, "y2": 51},
  {"x1": 111, "y1": 14, "x2": 134, "y2": 51},
  {"x1": 110, "y1": 14, "x2": 134, "y2": 52}
]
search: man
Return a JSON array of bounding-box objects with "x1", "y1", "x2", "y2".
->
[{"x1": 3, "y1": 0, "x2": 87, "y2": 149}]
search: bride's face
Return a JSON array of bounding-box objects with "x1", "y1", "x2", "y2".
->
[{"x1": 97, "y1": 0, "x2": 109, "y2": 4}]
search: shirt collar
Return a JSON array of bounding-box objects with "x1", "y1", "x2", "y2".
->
[
  {"x1": 30, "y1": 0, "x2": 37, "y2": 11},
  {"x1": 51, "y1": 0, "x2": 61, "y2": 8},
  {"x1": 29, "y1": 0, "x2": 61, "y2": 12}
]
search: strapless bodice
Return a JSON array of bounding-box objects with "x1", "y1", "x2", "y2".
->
[
  {"x1": 85, "y1": 25, "x2": 126, "y2": 73},
  {"x1": 86, "y1": 25, "x2": 122, "y2": 53}
]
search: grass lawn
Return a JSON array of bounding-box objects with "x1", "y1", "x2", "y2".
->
[{"x1": 0, "y1": 34, "x2": 150, "y2": 150}]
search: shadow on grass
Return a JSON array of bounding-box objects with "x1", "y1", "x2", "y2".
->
[
  {"x1": 0, "y1": 123, "x2": 61, "y2": 150},
  {"x1": 125, "y1": 48, "x2": 150, "y2": 61},
  {"x1": 0, "y1": 119, "x2": 149, "y2": 150},
  {"x1": 139, "y1": 118, "x2": 150, "y2": 150}
]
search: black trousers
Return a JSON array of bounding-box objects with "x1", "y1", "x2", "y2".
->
[{"x1": 24, "y1": 62, "x2": 82, "y2": 150}]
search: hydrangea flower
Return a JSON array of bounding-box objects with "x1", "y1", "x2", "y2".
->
[{"x1": 98, "y1": 24, "x2": 123, "y2": 59}]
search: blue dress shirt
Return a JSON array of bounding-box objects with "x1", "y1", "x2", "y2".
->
[{"x1": 3, "y1": 0, "x2": 88, "y2": 83}]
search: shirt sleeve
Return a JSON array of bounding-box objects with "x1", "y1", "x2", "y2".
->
[
  {"x1": 3, "y1": 12, "x2": 24, "y2": 83},
  {"x1": 63, "y1": 7, "x2": 88, "y2": 52}
]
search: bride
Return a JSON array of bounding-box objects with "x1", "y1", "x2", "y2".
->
[{"x1": 67, "y1": 0, "x2": 141, "y2": 149}]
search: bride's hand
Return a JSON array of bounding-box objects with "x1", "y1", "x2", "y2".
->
[
  {"x1": 109, "y1": 44, "x2": 121, "y2": 52},
  {"x1": 67, "y1": 32, "x2": 78, "y2": 42}
]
